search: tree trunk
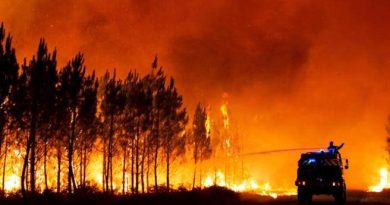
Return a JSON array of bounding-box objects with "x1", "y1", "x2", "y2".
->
[
  {"x1": 79, "y1": 141, "x2": 82, "y2": 188},
  {"x1": 166, "y1": 143, "x2": 170, "y2": 192},
  {"x1": 44, "y1": 135, "x2": 48, "y2": 190},
  {"x1": 103, "y1": 133, "x2": 107, "y2": 192},
  {"x1": 122, "y1": 144, "x2": 126, "y2": 194},
  {"x1": 146, "y1": 139, "x2": 150, "y2": 193},
  {"x1": 0, "y1": 131, "x2": 3, "y2": 191},
  {"x1": 102, "y1": 135, "x2": 106, "y2": 192},
  {"x1": 68, "y1": 136, "x2": 73, "y2": 193},
  {"x1": 68, "y1": 109, "x2": 77, "y2": 193},
  {"x1": 192, "y1": 163, "x2": 197, "y2": 189},
  {"x1": 25, "y1": 159, "x2": 29, "y2": 191},
  {"x1": 135, "y1": 126, "x2": 139, "y2": 194},
  {"x1": 29, "y1": 106, "x2": 37, "y2": 195},
  {"x1": 131, "y1": 138, "x2": 134, "y2": 194},
  {"x1": 57, "y1": 143, "x2": 61, "y2": 193},
  {"x1": 141, "y1": 135, "x2": 146, "y2": 194},
  {"x1": 108, "y1": 113, "x2": 114, "y2": 193},
  {"x1": 2, "y1": 136, "x2": 8, "y2": 191},
  {"x1": 193, "y1": 144, "x2": 198, "y2": 189},
  {"x1": 153, "y1": 144, "x2": 158, "y2": 193},
  {"x1": 153, "y1": 117, "x2": 159, "y2": 193},
  {"x1": 21, "y1": 136, "x2": 31, "y2": 197},
  {"x1": 83, "y1": 144, "x2": 87, "y2": 188},
  {"x1": 30, "y1": 135, "x2": 36, "y2": 193},
  {"x1": 0, "y1": 130, "x2": 3, "y2": 164},
  {"x1": 199, "y1": 160, "x2": 202, "y2": 188},
  {"x1": 213, "y1": 152, "x2": 217, "y2": 186}
]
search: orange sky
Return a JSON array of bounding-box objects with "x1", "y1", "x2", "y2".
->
[{"x1": 1, "y1": 0, "x2": 390, "y2": 189}]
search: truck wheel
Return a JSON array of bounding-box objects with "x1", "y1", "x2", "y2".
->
[
  {"x1": 334, "y1": 187, "x2": 346, "y2": 204},
  {"x1": 298, "y1": 188, "x2": 312, "y2": 204}
]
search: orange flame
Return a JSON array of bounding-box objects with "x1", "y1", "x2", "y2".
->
[
  {"x1": 203, "y1": 170, "x2": 295, "y2": 198},
  {"x1": 368, "y1": 167, "x2": 390, "y2": 192},
  {"x1": 220, "y1": 104, "x2": 229, "y2": 129}
]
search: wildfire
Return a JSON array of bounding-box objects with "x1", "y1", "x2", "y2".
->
[
  {"x1": 205, "y1": 114, "x2": 211, "y2": 138},
  {"x1": 4, "y1": 174, "x2": 20, "y2": 192},
  {"x1": 368, "y1": 167, "x2": 390, "y2": 192},
  {"x1": 220, "y1": 104, "x2": 229, "y2": 129},
  {"x1": 203, "y1": 170, "x2": 295, "y2": 199},
  {"x1": 0, "y1": 94, "x2": 294, "y2": 198}
]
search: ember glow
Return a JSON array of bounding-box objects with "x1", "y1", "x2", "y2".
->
[
  {"x1": 0, "y1": 0, "x2": 390, "y2": 197},
  {"x1": 203, "y1": 170, "x2": 295, "y2": 199},
  {"x1": 368, "y1": 167, "x2": 390, "y2": 192},
  {"x1": 0, "y1": 98, "x2": 297, "y2": 198}
]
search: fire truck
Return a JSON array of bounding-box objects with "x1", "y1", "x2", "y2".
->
[{"x1": 295, "y1": 150, "x2": 349, "y2": 204}]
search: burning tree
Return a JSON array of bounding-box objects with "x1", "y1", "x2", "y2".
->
[
  {"x1": 191, "y1": 103, "x2": 212, "y2": 188},
  {"x1": 60, "y1": 54, "x2": 88, "y2": 194},
  {"x1": 12, "y1": 40, "x2": 58, "y2": 196},
  {"x1": 77, "y1": 71, "x2": 100, "y2": 189},
  {"x1": 120, "y1": 71, "x2": 139, "y2": 194},
  {"x1": 0, "y1": 23, "x2": 18, "y2": 192},
  {"x1": 100, "y1": 71, "x2": 126, "y2": 193},
  {"x1": 0, "y1": 23, "x2": 270, "y2": 197},
  {"x1": 386, "y1": 115, "x2": 390, "y2": 165},
  {"x1": 161, "y1": 78, "x2": 188, "y2": 191}
]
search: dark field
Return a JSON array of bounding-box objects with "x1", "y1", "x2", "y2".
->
[
  {"x1": 1, "y1": 187, "x2": 390, "y2": 205},
  {"x1": 241, "y1": 190, "x2": 390, "y2": 205}
]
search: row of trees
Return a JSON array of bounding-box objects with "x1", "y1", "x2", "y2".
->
[{"x1": 0, "y1": 23, "x2": 213, "y2": 196}]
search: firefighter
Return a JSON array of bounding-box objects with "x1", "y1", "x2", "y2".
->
[{"x1": 328, "y1": 141, "x2": 344, "y2": 154}]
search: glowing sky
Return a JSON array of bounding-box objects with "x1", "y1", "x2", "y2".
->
[{"x1": 1, "y1": 0, "x2": 390, "y2": 189}]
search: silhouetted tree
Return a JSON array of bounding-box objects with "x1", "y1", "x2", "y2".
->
[
  {"x1": 191, "y1": 103, "x2": 212, "y2": 188},
  {"x1": 162, "y1": 78, "x2": 188, "y2": 191},
  {"x1": 210, "y1": 116, "x2": 222, "y2": 185},
  {"x1": 0, "y1": 23, "x2": 18, "y2": 191},
  {"x1": 133, "y1": 75, "x2": 153, "y2": 194},
  {"x1": 0, "y1": 26, "x2": 195, "y2": 195},
  {"x1": 139, "y1": 81, "x2": 153, "y2": 193},
  {"x1": 9, "y1": 60, "x2": 29, "y2": 193},
  {"x1": 53, "y1": 66, "x2": 74, "y2": 193},
  {"x1": 61, "y1": 53, "x2": 86, "y2": 193},
  {"x1": 122, "y1": 71, "x2": 139, "y2": 194},
  {"x1": 100, "y1": 70, "x2": 125, "y2": 193},
  {"x1": 77, "y1": 71, "x2": 99, "y2": 188},
  {"x1": 138, "y1": 56, "x2": 166, "y2": 192},
  {"x1": 147, "y1": 57, "x2": 167, "y2": 192},
  {"x1": 39, "y1": 46, "x2": 58, "y2": 191},
  {"x1": 13, "y1": 39, "x2": 57, "y2": 196}
]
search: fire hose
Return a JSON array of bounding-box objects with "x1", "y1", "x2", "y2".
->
[{"x1": 240, "y1": 147, "x2": 324, "y2": 156}]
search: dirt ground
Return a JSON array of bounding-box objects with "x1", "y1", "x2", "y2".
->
[
  {"x1": 240, "y1": 190, "x2": 390, "y2": 205},
  {"x1": 1, "y1": 188, "x2": 390, "y2": 205}
]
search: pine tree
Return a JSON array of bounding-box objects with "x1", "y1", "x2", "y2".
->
[
  {"x1": 61, "y1": 53, "x2": 86, "y2": 193},
  {"x1": 0, "y1": 23, "x2": 18, "y2": 188},
  {"x1": 100, "y1": 70, "x2": 125, "y2": 193},
  {"x1": 0, "y1": 25, "x2": 197, "y2": 195},
  {"x1": 122, "y1": 71, "x2": 139, "y2": 194},
  {"x1": 13, "y1": 39, "x2": 58, "y2": 196},
  {"x1": 147, "y1": 56, "x2": 167, "y2": 192},
  {"x1": 54, "y1": 66, "x2": 73, "y2": 193},
  {"x1": 162, "y1": 78, "x2": 188, "y2": 192},
  {"x1": 191, "y1": 103, "x2": 212, "y2": 188},
  {"x1": 77, "y1": 71, "x2": 99, "y2": 188}
]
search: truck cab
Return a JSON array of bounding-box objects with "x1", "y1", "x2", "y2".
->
[{"x1": 295, "y1": 150, "x2": 348, "y2": 204}]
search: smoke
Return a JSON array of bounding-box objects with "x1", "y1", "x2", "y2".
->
[
  {"x1": 169, "y1": 1, "x2": 324, "y2": 101},
  {"x1": 1, "y1": 0, "x2": 390, "y2": 189}
]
